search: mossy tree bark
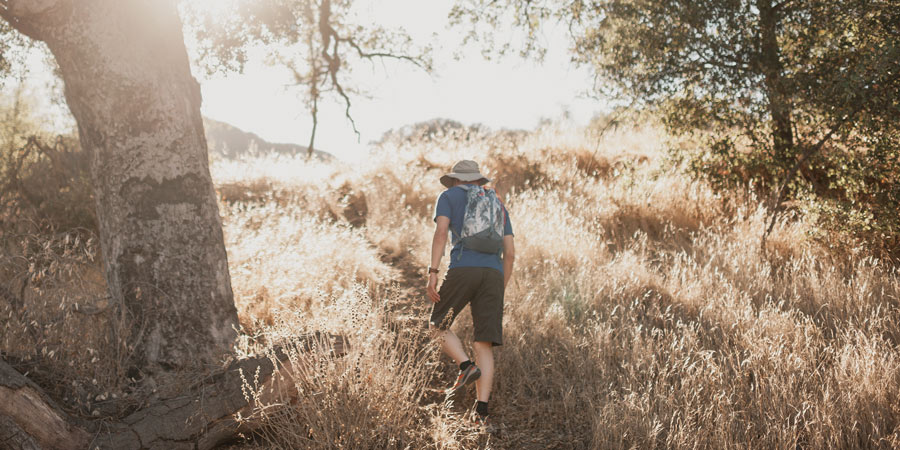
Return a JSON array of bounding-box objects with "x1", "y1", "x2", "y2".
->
[{"x1": 0, "y1": 0, "x2": 238, "y2": 374}]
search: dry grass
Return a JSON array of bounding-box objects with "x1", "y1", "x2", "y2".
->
[
  {"x1": 3, "y1": 119, "x2": 900, "y2": 448},
  {"x1": 211, "y1": 120, "x2": 900, "y2": 448}
]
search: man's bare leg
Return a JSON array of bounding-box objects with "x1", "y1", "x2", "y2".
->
[
  {"x1": 434, "y1": 328, "x2": 470, "y2": 365},
  {"x1": 473, "y1": 341, "x2": 494, "y2": 402}
]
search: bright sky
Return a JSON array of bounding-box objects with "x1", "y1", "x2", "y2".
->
[
  {"x1": 10, "y1": 1, "x2": 601, "y2": 162},
  {"x1": 197, "y1": 0, "x2": 601, "y2": 161}
]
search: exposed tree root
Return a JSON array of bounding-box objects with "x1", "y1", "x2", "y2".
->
[{"x1": 0, "y1": 333, "x2": 346, "y2": 450}]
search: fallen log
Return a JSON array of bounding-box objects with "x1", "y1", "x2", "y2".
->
[{"x1": 0, "y1": 332, "x2": 346, "y2": 450}]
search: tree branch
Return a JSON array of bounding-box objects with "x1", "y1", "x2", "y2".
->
[
  {"x1": 328, "y1": 64, "x2": 360, "y2": 139},
  {"x1": 760, "y1": 61, "x2": 900, "y2": 248},
  {"x1": 336, "y1": 35, "x2": 426, "y2": 70},
  {"x1": 761, "y1": 105, "x2": 864, "y2": 247}
]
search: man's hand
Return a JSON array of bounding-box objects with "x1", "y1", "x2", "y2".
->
[{"x1": 426, "y1": 273, "x2": 440, "y2": 303}]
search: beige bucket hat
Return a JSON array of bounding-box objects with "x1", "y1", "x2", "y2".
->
[{"x1": 440, "y1": 160, "x2": 491, "y2": 188}]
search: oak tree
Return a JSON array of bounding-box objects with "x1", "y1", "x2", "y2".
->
[
  {"x1": 454, "y1": 0, "x2": 900, "y2": 251},
  {"x1": 0, "y1": 0, "x2": 418, "y2": 446},
  {"x1": 1, "y1": 0, "x2": 239, "y2": 378}
]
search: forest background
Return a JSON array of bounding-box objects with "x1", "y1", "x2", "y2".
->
[{"x1": 1, "y1": 0, "x2": 899, "y2": 448}]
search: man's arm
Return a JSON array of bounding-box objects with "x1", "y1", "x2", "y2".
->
[
  {"x1": 502, "y1": 235, "x2": 515, "y2": 289},
  {"x1": 431, "y1": 216, "x2": 450, "y2": 270},
  {"x1": 426, "y1": 216, "x2": 450, "y2": 303}
]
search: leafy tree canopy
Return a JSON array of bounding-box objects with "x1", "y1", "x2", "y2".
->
[{"x1": 454, "y1": 0, "x2": 900, "y2": 255}]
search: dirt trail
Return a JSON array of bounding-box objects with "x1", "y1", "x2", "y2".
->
[
  {"x1": 376, "y1": 247, "x2": 518, "y2": 445},
  {"x1": 378, "y1": 251, "x2": 430, "y2": 325}
]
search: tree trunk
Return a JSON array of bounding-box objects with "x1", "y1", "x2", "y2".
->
[
  {"x1": 757, "y1": 0, "x2": 795, "y2": 165},
  {"x1": 1, "y1": 0, "x2": 239, "y2": 375}
]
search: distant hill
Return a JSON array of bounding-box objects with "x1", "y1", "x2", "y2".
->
[
  {"x1": 203, "y1": 117, "x2": 334, "y2": 161},
  {"x1": 375, "y1": 118, "x2": 528, "y2": 149}
]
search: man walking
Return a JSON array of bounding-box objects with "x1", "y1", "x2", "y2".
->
[{"x1": 426, "y1": 160, "x2": 515, "y2": 430}]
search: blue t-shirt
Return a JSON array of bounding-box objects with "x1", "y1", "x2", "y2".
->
[{"x1": 434, "y1": 185, "x2": 514, "y2": 273}]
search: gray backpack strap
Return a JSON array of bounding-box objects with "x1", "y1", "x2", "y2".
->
[{"x1": 454, "y1": 185, "x2": 470, "y2": 261}]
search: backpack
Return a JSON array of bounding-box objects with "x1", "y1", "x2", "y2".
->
[{"x1": 454, "y1": 184, "x2": 505, "y2": 255}]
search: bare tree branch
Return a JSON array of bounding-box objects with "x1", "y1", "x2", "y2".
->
[
  {"x1": 336, "y1": 35, "x2": 427, "y2": 69},
  {"x1": 316, "y1": 0, "x2": 359, "y2": 141},
  {"x1": 328, "y1": 64, "x2": 360, "y2": 139}
]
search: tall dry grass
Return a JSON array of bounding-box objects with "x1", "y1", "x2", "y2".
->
[
  {"x1": 3, "y1": 117, "x2": 900, "y2": 448},
  {"x1": 213, "y1": 119, "x2": 900, "y2": 449}
]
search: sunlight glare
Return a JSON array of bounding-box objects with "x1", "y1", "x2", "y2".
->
[{"x1": 188, "y1": 0, "x2": 242, "y2": 22}]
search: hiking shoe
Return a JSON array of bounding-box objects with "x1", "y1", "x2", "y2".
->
[
  {"x1": 445, "y1": 364, "x2": 481, "y2": 395},
  {"x1": 473, "y1": 413, "x2": 498, "y2": 434}
]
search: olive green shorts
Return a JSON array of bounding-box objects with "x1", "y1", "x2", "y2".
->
[{"x1": 429, "y1": 267, "x2": 504, "y2": 346}]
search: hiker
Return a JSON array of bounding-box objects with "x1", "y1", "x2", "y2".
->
[{"x1": 426, "y1": 159, "x2": 515, "y2": 430}]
